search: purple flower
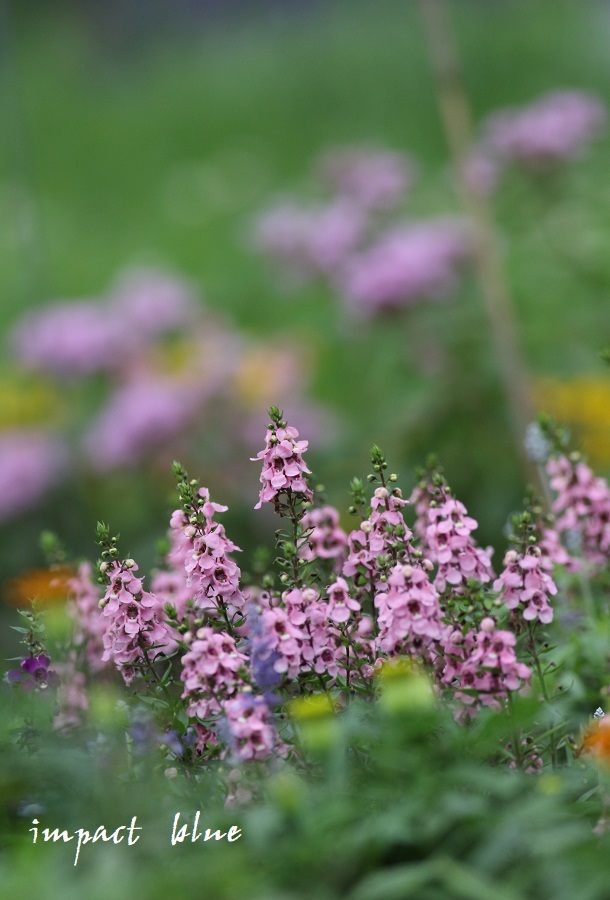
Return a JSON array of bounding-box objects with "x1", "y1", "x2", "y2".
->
[
  {"x1": 83, "y1": 378, "x2": 209, "y2": 472},
  {"x1": 7, "y1": 655, "x2": 60, "y2": 691},
  {"x1": 480, "y1": 90, "x2": 607, "y2": 174},
  {"x1": 0, "y1": 430, "x2": 67, "y2": 522},
  {"x1": 339, "y1": 220, "x2": 471, "y2": 318},
  {"x1": 317, "y1": 146, "x2": 414, "y2": 211},
  {"x1": 10, "y1": 301, "x2": 126, "y2": 378},
  {"x1": 253, "y1": 199, "x2": 368, "y2": 283},
  {"x1": 108, "y1": 267, "x2": 199, "y2": 340},
  {"x1": 252, "y1": 419, "x2": 313, "y2": 510}
]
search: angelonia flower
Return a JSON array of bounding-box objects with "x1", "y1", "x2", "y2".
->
[
  {"x1": 412, "y1": 479, "x2": 494, "y2": 593},
  {"x1": 316, "y1": 146, "x2": 414, "y2": 211},
  {"x1": 181, "y1": 627, "x2": 249, "y2": 720},
  {"x1": 0, "y1": 429, "x2": 67, "y2": 522},
  {"x1": 493, "y1": 544, "x2": 557, "y2": 625},
  {"x1": 252, "y1": 408, "x2": 313, "y2": 510},
  {"x1": 9, "y1": 269, "x2": 201, "y2": 379},
  {"x1": 99, "y1": 559, "x2": 172, "y2": 684},
  {"x1": 253, "y1": 200, "x2": 368, "y2": 282},
  {"x1": 339, "y1": 221, "x2": 470, "y2": 319},
  {"x1": 223, "y1": 692, "x2": 284, "y2": 762},
  {"x1": 300, "y1": 505, "x2": 348, "y2": 569},
  {"x1": 343, "y1": 483, "x2": 417, "y2": 592},
  {"x1": 17, "y1": 411, "x2": 596, "y2": 776},
  {"x1": 546, "y1": 452, "x2": 610, "y2": 568},
  {"x1": 6, "y1": 654, "x2": 60, "y2": 691},
  {"x1": 480, "y1": 90, "x2": 607, "y2": 172},
  {"x1": 375, "y1": 563, "x2": 444, "y2": 660},
  {"x1": 169, "y1": 486, "x2": 245, "y2": 620},
  {"x1": 67, "y1": 562, "x2": 108, "y2": 673},
  {"x1": 53, "y1": 655, "x2": 88, "y2": 731},
  {"x1": 83, "y1": 377, "x2": 209, "y2": 472},
  {"x1": 440, "y1": 617, "x2": 531, "y2": 717}
]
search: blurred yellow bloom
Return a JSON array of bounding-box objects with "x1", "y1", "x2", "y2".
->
[
  {"x1": 535, "y1": 377, "x2": 610, "y2": 467},
  {"x1": 233, "y1": 345, "x2": 309, "y2": 406},
  {"x1": 375, "y1": 656, "x2": 423, "y2": 682},
  {"x1": 5, "y1": 566, "x2": 74, "y2": 608},
  {"x1": 287, "y1": 692, "x2": 336, "y2": 721},
  {"x1": 0, "y1": 375, "x2": 63, "y2": 430},
  {"x1": 376, "y1": 657, "x2": 436, "y2": 714}
]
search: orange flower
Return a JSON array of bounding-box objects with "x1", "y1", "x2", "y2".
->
[
  {"x1": 577, "y1": 716, "x2": 610, "y2": 765},
  {"x1": 4, "y1": 566, "x2": 75, "y2": 608}
]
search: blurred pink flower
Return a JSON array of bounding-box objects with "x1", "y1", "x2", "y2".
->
[
  {"x1": 0, "y1": 429, "x2": 67, "y2": 521},
  {"x1": 317, "y1": 146, "x2": 414, "y2": 211},
  {"x1": 83, "y1": 377, "x2": 209, "y2": 472},
  {"x1": 253, "y1": 199, "x2": 368, "y2": 282},
  {"x1": 339, "y1": 220, "x2": 470, "y2": 318},
  {"x1": 109, "y1": 267, "x2": 199, "y2": 340},
  {"x1": 481, "y1": 90, "x2": 607, "y2": 172},
  {"x1": 10, "y1": 301, "x2": 126, "y2": 378}
]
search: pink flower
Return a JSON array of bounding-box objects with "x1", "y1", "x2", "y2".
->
[
  {"x1": 326, "y1": 577, "x2": 360, "y2": 624},
  {"x1": 339, "y1": 220, "x2": 470, "y2": 318},
  {"x1": 252, "y1": 419, "x2": 313, "y2": 510},
  {"x1": 223, "y1": 693, "x2": 282, "y2": 762},
  {"x1": 317, "y1": 146, "x2": 414, "y2": 211},
  {"x1": 170, "y1": 487, "x2": 245, "y2": 620},
  {"x1": 481, "y1": 90, "x2": 607, "y2": 172},
  {"x1": 493, "y1": 546, "x2": 557, "y2": 625},
  {"x1": 0, "y1": 430, "x2": 67, "y2": 522},
  {"x1": 300, "y1": 505, "x2": 348, "y2": 569},
  {"x1": 375, "y1": 563, "x2": 444, "y2": 658},
  {"x1": 422, "y1": 491, "x2": 494, "y2": 593},
  {"x1": 99, "y1": 559, "x2": 172, "y2": 684},
  {"x1": 441, "y1": 617, "x2": 531, "y2": 717},
  {"x1": 253, "y1": 200, "x2": 368, "y2": 282},
  {"x1": 67, "y1": 562, "x2": 107, "y2": 672},
  {"x1": 546, "y1": 454, "x2": 610, "y2": 567},
  {"x1": 181, "y1": 627, "x2": 249, "y2": 720}
]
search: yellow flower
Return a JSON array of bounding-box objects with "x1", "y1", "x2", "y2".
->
[
  {"x1": 287, "y1": 693, "x2": 336, "y2": 721},
  {"x1": 0, "y1": 375, "x2": 63, "y2": 430},
  {"x1": 535, "y1": 376, "x2": 610, "y2": 467}
]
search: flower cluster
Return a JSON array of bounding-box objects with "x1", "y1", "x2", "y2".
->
[
  {"x1": 375, "y1": 563, "x2": 444, "y2": 659},
  {"x1": 546, "y1": 453, "x2": 610, "y2": 568},
  {"x1": 14, "y1": 409, "x2": 609, "y2": 780},
  {"x1": 170, "y1": 485, "x2": 245, "y2": 621},
  {"x1": 339, "y1": 221, "x2": 470, "y2": 319},
  {"x1": 181, "y1": 627, "x2": 249, "y2": 720},
  {"x1": 469, "y1": 89, "x2": 607, "y2": 192},
  {"x1": 494, "y1": 545, "x2": 557, "y2": 625},
  {"x1": 253, "y1": 144, "x2": 472, "y2": 319},
  {"x1": 252, "y1": 408, "x2": 313, "y2": 510},
  {"x1": 99, "y1": 559, "x2": 171, "y2": 684},
  {"x1": 223, "y1": 693, "x2": 283, "y2": 762},
  {"x1": 440, "y1": 617, "x2": 531, "y2": 716},
  {"x1": 300, "y1": 505, "x2": 348, "y2": 569},
  {"x1": 412, "y1": 479, "x2": 494, "y2": 593}
]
